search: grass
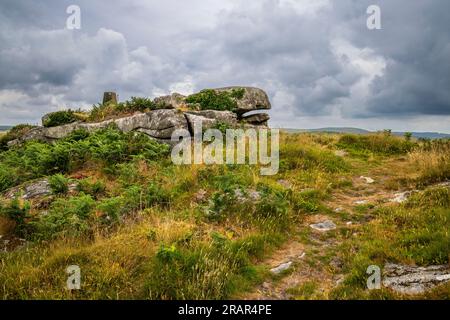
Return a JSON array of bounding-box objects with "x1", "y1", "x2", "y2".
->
[
  {"x1": 331, "y1": 186, "x2": 450, "y2": 299},
  {"x1": 0, "y1": 130, "x2": 449, "y2": 300}
]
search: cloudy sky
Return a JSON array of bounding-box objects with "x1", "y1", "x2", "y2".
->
[{"x1": 0, "y1": 0, "x2": 449, "y2": 132}]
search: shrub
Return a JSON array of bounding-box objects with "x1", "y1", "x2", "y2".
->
[
  {"x1": 337, "y1": 133, "x2": 415, "y2": 155},
  {"x1": 88, "y1": 97, "x2": 160, "y2": 122},
  {"x1": 97, "y1": 197, "x2": 123, "y2": 222},
  {"x1": 144, "y1": 182, "x2": 172, "y2": 208},
  {"x1": 280, "y1": 143, "x2": 348, "y2": 173},
  {"x1": 0, "y1": 124, "x2": 36, "y2": 150},
  {"x1": 185, "y1": 89, "x2": 244, "y2": 111},
  {"x1": 146, "y1": 244, "x2": 237, "y2": 299},
  {"x1": 0, "y1": 163, "x2": 17, "y2": 192},
  {"x1": 31, "y1": 194, "x2": 95, "y2": 240},
  {"x1": 76, "y1": 178, "x2": 106, "y2": 199},
  {"x1": 0, "y1": 198, "x2": 30, "y2": 235},
  {"x1": 409, "y1": 139, "x2": 450, "y2": 186},
  {"x1": 117, "y1": 97, "x2": 157, "y2": 113},
  {"x1": 43, "y1": 110, "x2": 79, "y2": 127},
  {"x1": 0, "y1": 126, "x2": 169, "y2": 192},
  {"x1": 48, "y1": 174, "x2": 69, "y2": 195}
]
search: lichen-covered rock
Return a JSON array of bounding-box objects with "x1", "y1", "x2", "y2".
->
[
  {"x1": 7, "y1": 87, "x2": 271, "y2": 147},
  {"x1": 383, "y1": 263, "x2": 450, "y2": 295},
  {"x1": 214, "y1": 87, "x2": 271, "y2": 115},
  {"x1": 9, "y1": 109, "x2": 189, "y2": 145},
  {"x1": 185, "y1": 110, "x2": 237, "y2": 130},
  {"x1": 153, "y1": 93, "x2": 185, "y2": 109},
  {"x1": 3, "y1": 178, "x2": 78, "y2": 200},
  {"x1": 132, "y1": 109, "x2": 188, "y2": 139},
  {"x1": 4, "y1": 179, "x2": 51, "y2": 199},
  {"x1": 241, "y1": 113, "x2": 270, "y2": 126}
]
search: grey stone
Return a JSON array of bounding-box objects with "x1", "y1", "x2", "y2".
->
[
  {"x1": 234, "y1": 189, "x2": 261, "y2": 203},
  {"x1": 214, "y1": 87, "x2": 271, "y2": 115},
  {"x1": 310, "y1": 220, "x2": 337, "y2": 232},
  {"x1": 360, "y1": 176, "x2": 375, "y2": 184},
  {"x1": 241, "y1": 113, "x2": 270, "y2": 126},
  {"x1": 334, "y1": 150, "x2": 347, "y2": 157},
  {"x1": 153, "y1": 93, "x2": 185, "y2": 109},
  {"x1": 4, "y1": 179, "x2": 51, "y2": 199},
  {"x1": 185, "y1": 110, "x2": 237, "y2": 130},
  {"x1": 383, "y1": 263, "x2": 450, "y2": 295},
  {"x1": 3, "y1": 178, "x2": 79, "y2": 200},
  {"x1": 390, "y1": 191, "x2": 414, "y2": 203},
  {"x1": 277, "y1": 179, "x2": 292, "y2": 189},
  {"x1": 270, "y1": 261, "x2": 292, "y2": 275},
  {"x1": 11, "y1": 109, "x2": 189, "y2": 144}
]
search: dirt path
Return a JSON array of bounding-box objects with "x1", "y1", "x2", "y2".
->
[{"x1": 239, "y1": 160, "x2": 408, "y2": 300}]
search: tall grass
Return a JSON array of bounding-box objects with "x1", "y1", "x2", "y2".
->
[{"x1": 408, "y1": 139, "x2": 450, "y2": 186}]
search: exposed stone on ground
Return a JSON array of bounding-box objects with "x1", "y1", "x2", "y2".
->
[
  {"x1": 354, "y1": 200, "x2": 368, "y2": 205},
  {"x1": 360, "y1": 176, "x2": 375, "y2": 184},
  {"x1": 277, "y1": 180, "x2": 292, "y2": 189},
  {"x1": 0, "y1": 235, "x2": 27, "y2": 252},
  {"x1": 389, "y1": 191, "x2": 414, "y2": 203},
  {"x1": 334, "y1": 150, "x2": 347, "y2": 157},
  {"x1": 3, "y1": 178, "x2": 78, "y2": 200},
  {"x1": 234, "y1": 189, "x2": 261, "y2": 203},
  {"x1": 194, "y1": 189, "x2": 207, "y2": 202},
  {"x1": 309, "y1": 220, "x2": 337, "y2": 232},
  {"x1": 4, "y1": 179, "x2": 51, "y2": 199},
  {"x1": 270, "y1": 261, "x2": 292, "y2": 275},
  {"x1": 383, "y1": 263, "x2": 450, "y2": 295}
]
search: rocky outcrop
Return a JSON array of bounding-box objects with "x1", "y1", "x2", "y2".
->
[
  {"x1": 241, "y1": 113, "x2": 270, "y2": 127},
  {"x1": 214, "y1": 87, "x2": 271, "y2": 115},
  {"x1": 9, "y1": 109, "x2": 189, "y2": 145},
  {"x1": 383, "y1": 263, "x2": 450, "y2": 295},
  {"x1": 4, "y1": 178, "x2": 77, "y2": 200},
  {"x1": 185, "y1": 111, "x2": 237, "y2": 130},
  {"x1": 5, "y1": 179, "x2": 52, "y2": 199},
  {"x1": 153, "y1": 93, "x2": 184, "y2": 109},
  {"x1": 7, "y1": 87, "x2": 272, "y2": 147}
]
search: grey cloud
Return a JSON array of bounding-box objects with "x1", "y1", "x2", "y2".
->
[{"x1": 0, "y1": 0, "x2": 449, "y2": 132}]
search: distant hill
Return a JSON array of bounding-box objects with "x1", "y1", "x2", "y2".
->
[
  {"x1": 0, "y1": 125, "x2": 12, "y2": 131},
  {"x1": 282, "y1": 127, "x2": 450, "y2": 139}
]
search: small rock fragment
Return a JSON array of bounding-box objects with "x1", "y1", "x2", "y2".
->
[
  {"x1": 310, "y1": 220, "x2": 337, "y2": 232},
  {"x1": 334, "y1": 150, "x2": 347, "y2": 157},
  {"x1": 390, "y1": 191, "x2": 413, "y2": 203},
  {"x1": 270, "y1": 261, "x2": 292, "y2": 275},
  {"x1": 360, "y1": 176, "x2": 375, "y2": 184},
  {"x1": 277, "y1": 179, "x2": 292, "y2": 189}
]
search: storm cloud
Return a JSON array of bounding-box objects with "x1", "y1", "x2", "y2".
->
[{"x1": 0, "y1": 0, "x2": 449, "y2": 132}]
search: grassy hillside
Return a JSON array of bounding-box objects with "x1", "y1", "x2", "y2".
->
[{"x1": 0, "y1": 130, "x2": 449, "y2": 299}]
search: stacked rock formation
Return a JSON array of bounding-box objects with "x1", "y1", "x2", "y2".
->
[{"x1": 8, "y1": 87, "x2": 271, "y2": 147}]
